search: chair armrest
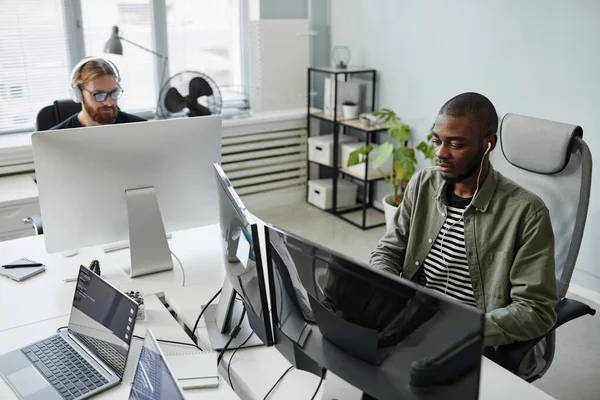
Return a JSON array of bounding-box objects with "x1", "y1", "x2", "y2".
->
[
  {"x1": 494, "y1": 298, "x2": 596, "y2": 374},
  {"x1": 23, "y1": 214, "x2": 43, "y2": 235}
]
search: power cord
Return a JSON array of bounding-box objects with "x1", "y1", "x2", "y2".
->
[
  {"x1": 216, "y1": 307, "x2": 247, "y2": 366},
  {"x1": 170, "y1": 250, "x2": 186, "y2": 287},
  {"x1": 263, "y1": 365, "x2": 294, "y2": 399},
  {"x1": 132, "y1": 335, "x2": 203, "y2": 352},
  {"x1": 227, "y1": 330, "x2": 254, "y2": 390},
  {"x1": 191, "y1": 288, "x2": 222, "y2": 341},
  {"x1": 311, "y1": 368, "x2": 326, "y2": 400}
]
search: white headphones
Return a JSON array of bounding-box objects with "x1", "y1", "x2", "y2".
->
[
  {"x1": 69, "y1": 57, "x2": 121, "y2": 103},
  {"x1": 439, "y1": 140, "x2": 492, "y2": 295}
]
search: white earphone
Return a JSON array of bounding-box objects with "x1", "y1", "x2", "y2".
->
[
  {"x1": 439, "y1": 140, "x2": 492, "y2": 295},
  {"x1": 69, "y1": 57, "x2": 121, "y2": 103}
]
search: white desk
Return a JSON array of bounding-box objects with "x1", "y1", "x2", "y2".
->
[
  {"x1": 165, "y1": 286, "x2": 557, "y2": 400},
  {"x1": 0, "y1": 295, "x2": 238, "y2": 399},
  {"x1": 0, "y1": 224, "x2": 224, "y2": 332}
]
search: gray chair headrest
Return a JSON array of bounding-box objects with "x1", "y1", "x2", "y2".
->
[{"x1": 499, "y1": 113, "x2": 583, "y2": 174}]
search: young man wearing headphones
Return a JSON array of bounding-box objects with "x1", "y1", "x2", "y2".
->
[
  {"x1": 370, "y1": 92, "x2": 558, "y2": 377},
  {"x1": 50, "y1": 57, "x2": 146, "y2": 129}
]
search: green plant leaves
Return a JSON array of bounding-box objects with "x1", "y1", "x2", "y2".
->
[
  {"x1": 372, "y1": 142, "x2": 394, "y2": 170},
  {"x1": 346, "y1": 145, "x2": 373, "y2": 167},
  {"x1": 389, "y1": 121, "x2": 411, "y2": 144}
]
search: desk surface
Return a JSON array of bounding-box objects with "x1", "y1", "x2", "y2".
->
[
  {"x1": 165, "y1": 285, "x2": 557, "y2": 400},
  {"x1": 0, "y1": 224, "x2": 224, "y2": 332},
  {"x1": 0, "y1": 295, "x2": 238, "y2": 399}
]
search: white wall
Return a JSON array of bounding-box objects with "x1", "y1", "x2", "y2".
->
[{"x1": 331, "y1": 0, "x2": 600, "y2": 295}]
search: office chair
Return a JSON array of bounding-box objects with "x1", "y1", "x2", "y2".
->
[
  {"x1": 25, "y1": 100, "x2": 82, "y2": 234},
  {"x1": 490, "y1": 113, "x2": 596, "y2": 382},
  {"x1": 35, "y1": 99, "x2": 81, "y2": 131}
]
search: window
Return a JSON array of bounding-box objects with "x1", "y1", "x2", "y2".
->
[
  {"x1": 81, "y1": 0, "x2": 155, "y2": 112},
  {"x1": 166, "y1": 0, "x2": 242, "y2": 88},
  {"x1": 0, "y1": 0, "x2": 245, "y2": 135},
  {"x1": 0, "y1": 0, "x2": 72, "y2": 133}
]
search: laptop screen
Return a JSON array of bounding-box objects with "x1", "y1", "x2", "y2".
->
[
  {"x1": 129, "y1": 329, "x2": 185, "y2": 400},
  {"x1": 68, "y1": 266, "x2": 138, "y2": 378}
]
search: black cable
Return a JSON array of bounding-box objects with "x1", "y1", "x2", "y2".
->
[
  {"x1": 191, "y1": 288, "x2": 222, "y2": 341},
  {"x1": 216, "y1": 307, "x2": 247, "y2": 366},
  {"x1": 311, "y1": 369, "x2": 326, "y2": 400},
  {"x1": 133, "y1": 335, "x2": 202, "y2": 352},
  {"x1": 263, "y1": 365, "x2": 294, "y2": 399},
  {"x1": 227, "y1": 330, "x2": 254, "y2": 389}
]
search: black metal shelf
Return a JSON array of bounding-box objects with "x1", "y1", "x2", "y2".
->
[{"x1": 306, "y1": 66, "x2": 382, "y2": 230}]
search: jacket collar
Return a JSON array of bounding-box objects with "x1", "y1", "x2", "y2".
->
[{"x1": 434, "y1": 163, "x2": 498, "y2": 213}]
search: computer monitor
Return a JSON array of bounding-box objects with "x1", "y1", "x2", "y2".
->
[
  {"x1": 211, "y1": 163, "x2": 273, "y2": 347},
  {"x1": 264, "y1": 224, "x2": 484, "y2": 400},
  {"x1": 32, "y1": 116, "x2": 221, "y2": 278},
  {"x1": 129, "y1": 329, "x2": 185, "y2": 400}
]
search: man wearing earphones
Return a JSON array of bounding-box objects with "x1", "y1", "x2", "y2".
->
[
  {"x1": 370, "y1": 92, "x2": 557, "y2": 377},
  {"x1": 50, "y1": 57, "x2": 146, "y2": 129}
]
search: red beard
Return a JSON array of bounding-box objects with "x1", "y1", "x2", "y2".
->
[{"x1": 83, "y1": 101, "x2": 118, "y2": 125}]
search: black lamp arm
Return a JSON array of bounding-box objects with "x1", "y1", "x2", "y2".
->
[{"x1": 118, "y1": 36, "x2": 168, "y2": 61}]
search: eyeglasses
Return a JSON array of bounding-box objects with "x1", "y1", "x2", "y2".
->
[{"x1": 81, "y1": 87, "x2": 123, "y2": 102}]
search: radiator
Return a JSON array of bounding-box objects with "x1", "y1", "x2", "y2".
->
[{"x1": 221, "y1": 125, "x2": 308, "y2": 197}]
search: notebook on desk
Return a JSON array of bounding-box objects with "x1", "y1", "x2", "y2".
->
[{"x1": 160, "y1": 344, "x2": 219, "y2": 389}]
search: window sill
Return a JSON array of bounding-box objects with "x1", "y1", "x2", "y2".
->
[{"x1": 0, "y1": 108, "x2": 307, "y2": 174}]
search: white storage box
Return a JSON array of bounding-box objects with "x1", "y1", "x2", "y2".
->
[
  {"x1": 308, "y1": 179, "x2": 358, "y2": 210},
  {"x1": 341, "y1": 142, "x2": 393, "y2": 180},
  {"x1": 308, "y1": 134, "x2": 359, "y2": 166}
]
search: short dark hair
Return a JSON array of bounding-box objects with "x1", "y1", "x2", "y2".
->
[{"x1": 438, "y1": 92, "x2": 498, "y2": 138}]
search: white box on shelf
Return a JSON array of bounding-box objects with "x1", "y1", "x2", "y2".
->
[
  {"x1": 308, "y1": 179, "x2": 358, "y2": 210},
  {"x1": 308, "y1": 134, "x2": 359, "y2": 166},
  {"x1": 340, "y1": 142, "x2": 392, "y2": 180}
]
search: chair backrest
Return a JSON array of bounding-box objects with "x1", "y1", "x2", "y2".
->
[
  {"x1": 490, "y1": 113, "x2": 592, "y2": 298},
  {"x1": 35, "y1": 99, "x2": 81, "y2": 131}
]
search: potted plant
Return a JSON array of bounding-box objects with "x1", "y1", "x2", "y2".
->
[
  {"x1": 347, "y1": 109, "x2": 435, "y2": 228},
  {"x1": 342, "y1": 101, "x2": 359, "y2": 119}
]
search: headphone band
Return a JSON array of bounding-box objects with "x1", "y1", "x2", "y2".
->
[{"x1": 70, "y1": 57, "x2": 121, "y2": 88}]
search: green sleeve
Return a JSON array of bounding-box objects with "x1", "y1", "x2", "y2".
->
[
  {"x1": 484, "y1": 207, "x2": 558, "y2": 346},
  {"x1": 369, "y1": 171, "x2": 419, "y2": 275}
]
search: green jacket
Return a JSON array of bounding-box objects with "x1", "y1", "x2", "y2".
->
[{"x1": 370, "y1": 165, "x2": 558, "y2": 372}]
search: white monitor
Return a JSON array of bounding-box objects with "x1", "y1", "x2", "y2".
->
[{"x1": 32, "y1": 116, "x2": 221, "y2": 277}]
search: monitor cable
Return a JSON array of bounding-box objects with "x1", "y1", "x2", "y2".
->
[
  {"x1": 170, "y1": 250, "x2": 186, "y2": 287},
  {"x1": 217, "y1": 307, "x2": 247, "y2": 366},
  {"x1": 311, "y1": 368, "x2": 326, "y2": 400},
  {"x1": 263, "y1": 365, "x2": 294, "y2": 399},
  {"x1": 227, "y1": 330, "x2": 254, "y2": 391},
  {"x1": 132, "y1": 335, "x2": 203, "y2": 352},
  {"x1": 191, "y1": 288, "x2": 222, "y2": 343}
]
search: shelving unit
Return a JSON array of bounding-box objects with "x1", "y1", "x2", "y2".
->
[{"x1": 306, "y1": 66, "x2": 387, "y2": 230}]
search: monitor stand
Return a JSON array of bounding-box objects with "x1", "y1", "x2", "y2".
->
[
  {"x1": 204, "y1": 301, "x2": 264, "y2": 350},
  {"x1": 124, "y1": 187, "x2": 173, "y2": 278}
]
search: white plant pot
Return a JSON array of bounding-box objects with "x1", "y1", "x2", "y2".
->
[
  {"x1": 342, "y1": 105, "x2": 359, "y2": 119},
  {"x1": 383, "y1": 194, "x2": 400, "y2": 230}
]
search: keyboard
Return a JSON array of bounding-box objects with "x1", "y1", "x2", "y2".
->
[{"x1": 22, "y1": 336, "x2": 108, "y2": 400}]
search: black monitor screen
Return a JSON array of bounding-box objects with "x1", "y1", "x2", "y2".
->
[
  {"x1": 68, "y1": 266, "x2": 139, "y2": 378},
  {"x1": 265, "y1": 225, "x2": 484, "y2": 400},
  {"x1": 214, "y1": 164, "x2": 273, "y2": 345}
]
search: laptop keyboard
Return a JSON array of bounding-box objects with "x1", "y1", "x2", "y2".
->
[{"x1": 21, "y1": 336, "x2": 109, "y2": 400}]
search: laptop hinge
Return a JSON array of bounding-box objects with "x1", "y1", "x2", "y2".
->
[{"x1": 65, "y1": 331, "x2": 117, "y2": 377}]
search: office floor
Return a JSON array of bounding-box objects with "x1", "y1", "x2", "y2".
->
[{"x1": 255, "y1": 202, "x2": 600, "y2": 400}]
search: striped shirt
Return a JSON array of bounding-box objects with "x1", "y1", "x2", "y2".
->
[{"x1": 418, "y1": 189, "x2": 477, "y2": 307}]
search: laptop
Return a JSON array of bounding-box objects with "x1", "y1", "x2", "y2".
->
[
  {"x1": 129, "y1": 329, "x2": 185, "y2": 400},
  {"x1": 0, "y1": 266, "x2": 139, "y2": 400}
]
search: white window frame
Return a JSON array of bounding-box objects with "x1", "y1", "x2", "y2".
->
[{"x1": 1, "y1": 0, "x2": 249, "y2": 134}]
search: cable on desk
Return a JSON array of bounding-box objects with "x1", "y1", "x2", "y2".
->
[
  {"x1": 227, "y1": 330, "x2": 254, "y2": 390},
  {"x1": 191, "y1": 288, "x2": 222, "y2": 341},
  {"x1": 56, "y1": 326, "x2": 68, "y2": 333},
  {"x1": 132, "y1": 334, "x2": 203, "y2": 352},
  {"x1": 170, "y1": 250, "x2": 186, "y2": 287},
  {"x1": 311, "y1": 368, "x2": 326, "y2": 400},
  {"x1": 263, "y1": 365, "x2": 294, "y2": 400},
  {"x1": 217, "y1": 307, "x2": 247, "y2": 366}
]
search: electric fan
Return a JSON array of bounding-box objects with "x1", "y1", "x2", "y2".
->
[{"x1": 157, "y1": 71, "x2": 222, "y2": 118}]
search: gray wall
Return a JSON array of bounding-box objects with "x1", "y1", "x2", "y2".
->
[
  {"x1": 260, "y1": 0, "x2": 308, "y2": 19},
  {"x1": 331, "y1": 0, "x2": 600, "y2": 295}
]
